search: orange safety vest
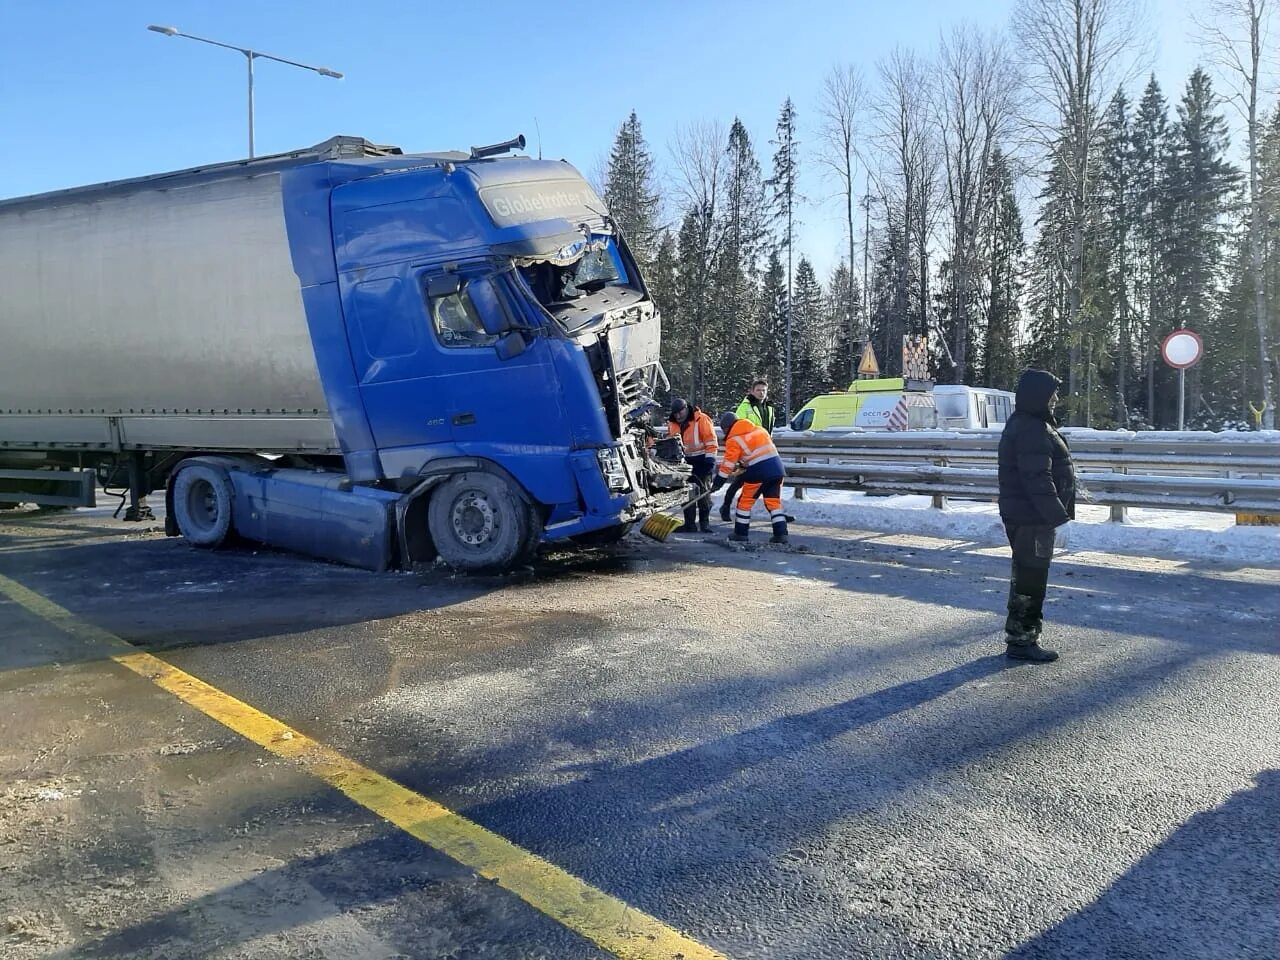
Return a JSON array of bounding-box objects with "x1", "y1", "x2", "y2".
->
[
  {"x1": 718, "y1": 420, "x2": 779, "y2": 478},
  {"x1": 668, "y1": 409, "x2": 718, "y2": 459}
]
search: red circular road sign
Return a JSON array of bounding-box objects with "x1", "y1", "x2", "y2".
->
[{"x1": 1161, "y1": 328, "x2": 1204, "y2": 369}]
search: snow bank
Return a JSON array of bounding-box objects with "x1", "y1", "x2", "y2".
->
[{"x1": 788, "y1": 489, "x2": 1280, "y2": 566}]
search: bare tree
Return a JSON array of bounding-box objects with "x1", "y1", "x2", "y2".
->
[
  {"x1": 817, "y1": 64, "x2": 867, "y2": 372},
  {"x1": 1013, "y1": 0, "x2": 1144, "y2": 421},
  {"x1": 933, "y1": 24, "x2": 1020, "y2": 383},
  {"x1": 873, "y1": 47, "x2": 941, "y2": 365},
  {"x1": 670, "y1": 122, "x2": 728, "y2": 402},
  {"x1": 1195, "y1": 0, "x2": 1277, "y2": 427}
]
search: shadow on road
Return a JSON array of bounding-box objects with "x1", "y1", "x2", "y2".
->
[
  {"x1": 44, "y1": 827, "x2": 610, "y2": 960},
  {"x1": 1004, "y1": 769, "x2": 1280, "y2": 960}
]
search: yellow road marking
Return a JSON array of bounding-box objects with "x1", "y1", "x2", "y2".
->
[{"x1": 0, "y1": 572, "x2": 728, "y2": 960}]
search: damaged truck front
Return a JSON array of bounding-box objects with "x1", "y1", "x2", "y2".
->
[{"x1": 0, "y1": 136, "x2": 690, "y2": 571}]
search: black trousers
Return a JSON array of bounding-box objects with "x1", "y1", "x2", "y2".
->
[
  {"x1": 684, "y1": 457, "x2": 714, "y2": 527},
  {"x1": 1004, "y1": 522, "x2": 1055, "y2": 639}
]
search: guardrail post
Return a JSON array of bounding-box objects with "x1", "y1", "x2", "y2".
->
[
  {"x1": 1108, "y1": 449, "x2": 1127, "y2": 522},
  {"x1": 932, "y1": 454, "x2": 947, "y2": 510},
  {"x1": 793, "y1": 455, "x2": 806, "y2": 500}
]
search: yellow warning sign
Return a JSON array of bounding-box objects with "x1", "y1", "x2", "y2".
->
[{"x1": 857, "y1": 342, "x2": 880, "y2": 378}]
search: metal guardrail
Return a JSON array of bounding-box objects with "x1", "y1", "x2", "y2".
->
[{"x1": 774, "y1": 429, "x2": 1280, "y2": 517}]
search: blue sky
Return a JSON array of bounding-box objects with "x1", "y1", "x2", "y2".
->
[{"x1": 0, "y1": 0, "x2": 1207, "y2": 277}]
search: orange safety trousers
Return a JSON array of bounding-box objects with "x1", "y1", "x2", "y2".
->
[
  {"x1": 736, "y1": 478, "x2": 785, "y2": 517},
  {"x1": 733, "y1": 469, "x2": 787, "y2": 539}
]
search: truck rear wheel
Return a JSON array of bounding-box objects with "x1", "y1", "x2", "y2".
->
[
  {"x1": 427, "y1": 472, "x2": 535, "y2": 572},
  {"x1": 171, "y1": 463, "x2": 235, "y2": 548}
]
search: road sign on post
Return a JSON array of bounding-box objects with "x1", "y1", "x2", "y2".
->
[{"x1": 1161, "y1": 329, "x2": 1204, "y2": 431}]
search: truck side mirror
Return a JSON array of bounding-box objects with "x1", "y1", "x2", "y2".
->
[
  {"x1": 494, "y1": 330, "x2": 530, "y2": 361},
  {"x1": 467, "y1": 277, "x2": 517, "y2": 336}
]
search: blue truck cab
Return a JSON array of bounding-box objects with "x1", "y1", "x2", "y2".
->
[{"x1": 263, "y1": 136, "x2": 692, "y2": 570}]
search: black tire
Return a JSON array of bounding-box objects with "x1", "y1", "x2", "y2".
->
[
  {"x1": 427, "y1": 472, "x2": 536, "y2": 572},
  {"x1": 171, "y1": 463, "x2": 235, "y2": 548},
  {"x1": 570, "y1": 522, "x2": 633, "y2": 547}
]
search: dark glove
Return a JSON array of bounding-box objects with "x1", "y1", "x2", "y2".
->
[{"x1": 710, "y1": 475, "x2": 725, "y2": 493}]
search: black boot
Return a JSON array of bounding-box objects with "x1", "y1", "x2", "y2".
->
[
  {"x1": 678, "y1": 505, "x2": 699, "y2": 533},
  {"x1": 1006, "y1": 641, "x2": 1059, "y2": 663},
  {"x1": 1005, "y1": 592, "x2": 1057, "y2": 662},
  {"x1": 697, "y1": 502, "x2": 713, "y2": 533},
  {"x1": 769, "y1": 518, "x2": 789, "y2": 544}
]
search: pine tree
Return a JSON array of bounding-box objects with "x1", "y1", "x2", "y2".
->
[
  {"x1": 1026, "y1": 145, "x2": 1075, "y2": 382},
  {"x1": 671, "y1": 210, "x2": 706, "y2": 403},
  {"x1": 603, "y1": 111, "x2": 662, "y2": 266},
  {"x1": 723, "y1": 119, "x2": 769, "y2": 274},
  {"x1": 710, "y1": 119, "x2": 769, "y2": 406},
  {"x1": 649, "y1": 230, "x2": 685, "y2": 400},
  {"x1": 868, "y1": 219, "x2": 913, "y2": 377},
  {"x1": 1213, "y1": 230, "x2": 1258, "y2": 427},
  {"x1": 825, "y1": 261, "x2": 862, "y2": 385},
  {"x1": 977, "y1": 149, "x2": 1025, "y2": 391},
  {"x1": 1263, "y1": 106, "x2": 1280, "y2": 417},
  {"x1": 1131, "y1": 76, "x2": 1171, "y2": 425},
  {"x1": 789, "y1": 258, "x2": 827, "y2": 410},
  {"x1": 1163, "y1": 68, "x2": 1240, "y2": 425},
  {"x1": 756, "y1": 250, "x2": 789, "y2": 398},
  {"x1": 1205, "y1": 105, "x2": 1277, "y2": 428},
  {"x1": 767, "y1": 98, "x2": 802, "y2": 420},
  {"x1": 1100, "y1": 88, "x2": 1136, "y2": 425}
]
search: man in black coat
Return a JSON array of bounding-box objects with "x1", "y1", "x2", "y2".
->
[{"x1": 997, "y1": 369, "x2": 1076, "y2": 662}]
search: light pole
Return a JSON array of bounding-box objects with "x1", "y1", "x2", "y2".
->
[{"x1": 147, "y1": 25, "x2": 342, "y2": 159}]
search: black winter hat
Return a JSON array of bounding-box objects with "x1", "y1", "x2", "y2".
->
[
  {"x1": 669, "y1": 397, "x2": 690, "y2": 420},
  {"x1": 718, "y1": 411, "x2": 738, "y2": 434}
]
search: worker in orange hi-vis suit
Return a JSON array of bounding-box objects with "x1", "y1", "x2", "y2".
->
[
  {"x1": 710, "y1": 411, "x2": 789, "y2": 544},
  {"x1": 667, "y1": 398, "x2": 718, "y2": 533}
]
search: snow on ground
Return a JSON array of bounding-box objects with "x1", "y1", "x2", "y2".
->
[{"x1": 788, "y1": 489, "x2": 1280, "y2": 566}]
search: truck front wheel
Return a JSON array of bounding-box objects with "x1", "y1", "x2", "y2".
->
[
  {"x1": 171, "y1": 463, "x2": 235, "y2": 548},
  {"x1": 427, "y1": 472, "x2": 536, "y2": 572}
]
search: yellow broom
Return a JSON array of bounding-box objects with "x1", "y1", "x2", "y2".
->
[{"x1": 639, "y1": 483, "x2": 712, "y2": 542}]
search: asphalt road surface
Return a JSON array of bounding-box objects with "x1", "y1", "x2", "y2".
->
[{"x1": 1, "y1": 504, "x2": 1277, "y2": 959}]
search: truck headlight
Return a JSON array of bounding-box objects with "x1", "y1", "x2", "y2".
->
[{"x1": 597, "y1": 447, "x2": 631, "y2": 493}]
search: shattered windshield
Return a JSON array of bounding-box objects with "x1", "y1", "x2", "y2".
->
[
  {"x1": 565, "y1": 240, "x2": 622, "y2": 295},
  {"x1": 518, "y1": 234, "x2": 638, "y2": 327}
]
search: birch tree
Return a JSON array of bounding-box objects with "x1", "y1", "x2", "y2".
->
[
  {"x1": 817, "y1": 64, "x2": 867, "y2": 376},
  {"x1": 933, "y1": 24, "x2": 1019, "y2": 384},
  {"x1": 873, "y1": 48, "x2": 938, "y2": 355}
]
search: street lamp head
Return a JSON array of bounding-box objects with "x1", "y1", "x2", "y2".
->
[
  {"x1": 317, "y1": 68, "x2": 343, "y2": 79},
  {"x1": 147, "y1": 25, "x2": 179, "y2": 36}
]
